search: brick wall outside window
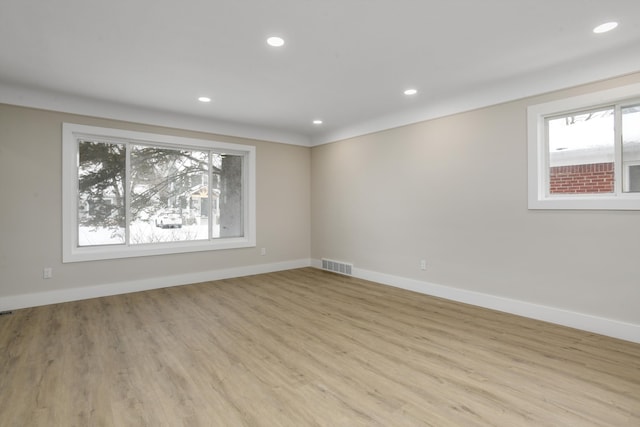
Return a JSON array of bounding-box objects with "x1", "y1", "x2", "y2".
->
[{"x1": 549, "y1": 162, "x2": 614, "y2": 194}]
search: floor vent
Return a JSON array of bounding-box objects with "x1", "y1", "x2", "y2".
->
[{"x1": 321, "y1": 258, "x2": 353, "y2": 276}]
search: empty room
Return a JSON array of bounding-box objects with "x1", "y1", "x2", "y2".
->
[{"x1": 1, "y1": 1, "x2": 639, "y2": 426}]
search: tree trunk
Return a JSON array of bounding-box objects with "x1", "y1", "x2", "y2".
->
[{"x1": 219, "y1": 155, "x2": 243, "y2": 237}]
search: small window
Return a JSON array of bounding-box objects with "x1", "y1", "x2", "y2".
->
[
  {"x1": 528, "y1": 83, "x2": 640, "y2": 210},
  {"x1": 63, "y1": 123, "x2": 256, "y2": 262},
  {"x1": 547, "y1": 107, "x2": 615, "y2": 195}
]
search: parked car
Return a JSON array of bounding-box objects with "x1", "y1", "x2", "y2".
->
[{"x1": 154, "y1": 209, "x2": 183, "y2": 228}]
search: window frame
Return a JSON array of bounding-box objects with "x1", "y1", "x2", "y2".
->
[
  {"x1": 63, "y1": 123, "x2": 256, "y2": 262},
  {"x1": 527, "y1": 82, "x2": 640, "y2": 210}
]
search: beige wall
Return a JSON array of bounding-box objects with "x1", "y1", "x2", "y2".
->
[
  {"x1": 311, "y1": 72, "x2": 640, "y2": 325},
  {"x1": 0, "y1": 104, "x2": 311, "y2": 298},
  {"x1": 2, "y1": 72, "x2": 639, "y2": 330}
]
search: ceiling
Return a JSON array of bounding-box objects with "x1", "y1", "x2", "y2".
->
[{"x1": 1, "y1": 0, "x2": 640, "y2": 146}]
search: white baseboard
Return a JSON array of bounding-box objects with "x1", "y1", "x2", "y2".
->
[
  {"x1": 311, "y1": 259, "x2": 640, "y2": 344},
  {"x1": 4, "y1": 258, "x2": 638, "y2": 344},
  {"x1": 0, "y1": 259, "x2": 312, "y2": 312}
]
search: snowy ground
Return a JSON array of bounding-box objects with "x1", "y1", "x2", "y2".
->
[{"x1": 79, "y1": 220, "x2": 220, "y2": 246}]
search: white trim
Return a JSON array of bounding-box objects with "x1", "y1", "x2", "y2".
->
[
  {"x1": 0, "y1": 82, "x2": 311, "y2": 147},
  {"x1": 3, "y1": 258, "x2": 637, "y2": 343},
  {"x1": 63, "y1": 123, "x2": 257, "y2": 262},
  {"x1": 0, "y1": 259, "x2": 311, "y2": 311},
  {"x1": 527, "y1": 82, "x2": 640, "y2": 210},
  {"x1": 4, "y1": 40, "x2": 640, "y2": 149},
  {"x1": 311, "y1": 46, "x2": 640, "y2": 146},
  {"x1": 311, "y1": 259, "x2": 640, "y2": 344}
]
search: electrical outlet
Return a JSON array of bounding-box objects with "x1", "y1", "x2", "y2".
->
[
  {"x1": 43, "y1": 267, "x2": 53, "y2": 279},
  {"x1": 260, "y1": 248, "x2": 267, "y2": 256},
  {"x1": 420, "y1": 259, "x2": 427, "y2": 270}
]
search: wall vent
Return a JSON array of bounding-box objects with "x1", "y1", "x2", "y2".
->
[{"x1": 321, "y1": 258, "x2": 353, "y2": 276}]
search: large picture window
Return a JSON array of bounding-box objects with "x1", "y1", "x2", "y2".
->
[
  {"x1": 528, "y1": 83, "x2": 640, "y2": 210},
  {"x1": 63, "y1": 123, "x2": 256, "y2": 262}
]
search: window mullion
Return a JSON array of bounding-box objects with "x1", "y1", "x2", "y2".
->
[
  {"x1": 614, "y1": 105, "x2": 623, "y2": 195},
  {"x1": 125, "y1": 142, "x2": 132, "y2": 246},
  {"x1": 543, "y1": 117, "x2": 551, "y2": 198},
  {"x1": 208, "y1": 150, "x2": 213, "y2": 241}
]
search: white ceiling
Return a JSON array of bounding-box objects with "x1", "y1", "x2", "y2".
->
[{"x1": 1, "y1": 0, "x2": 640, "y2": 146}]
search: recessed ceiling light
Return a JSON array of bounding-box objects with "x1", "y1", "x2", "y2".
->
[
  {"x1": 404, "y1": 89, "x2": 418, "y2": 96},
  {"x1": 198, "y1": 96, "x2": 211, "y2": 103},
  {"x1": 267, "y1": 36, "x2": 285, "y2": 47},
  {"x1": 313, "y1": 119, "x2": 323, "y2": 125},
  {"x1": 593, "y1": 22, "x2": 618, "y2": 34}
]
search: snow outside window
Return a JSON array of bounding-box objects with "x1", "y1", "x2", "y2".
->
[
  {"x1": 527, "y1": 83, "x2": 640, "y2": 210},
  {"x1": 63, "y1": 123, "x2": 256, "y2": 262}
]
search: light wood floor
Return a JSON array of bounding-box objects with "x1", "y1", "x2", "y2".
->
[{"x1": 1, "y1": 268, "x2": 639, "y2": 426}]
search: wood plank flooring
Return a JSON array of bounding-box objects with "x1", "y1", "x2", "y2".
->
[{"x1": 1, "y1": 267, "x2": 639, "y2": 426}]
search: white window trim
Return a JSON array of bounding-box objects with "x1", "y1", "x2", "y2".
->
[
  {"x1": 62, "y1": 123, "x2": 256, "y2": 262},
  {"x1": 527, "y1": 82, "x2": 640, "y2": 210}
]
